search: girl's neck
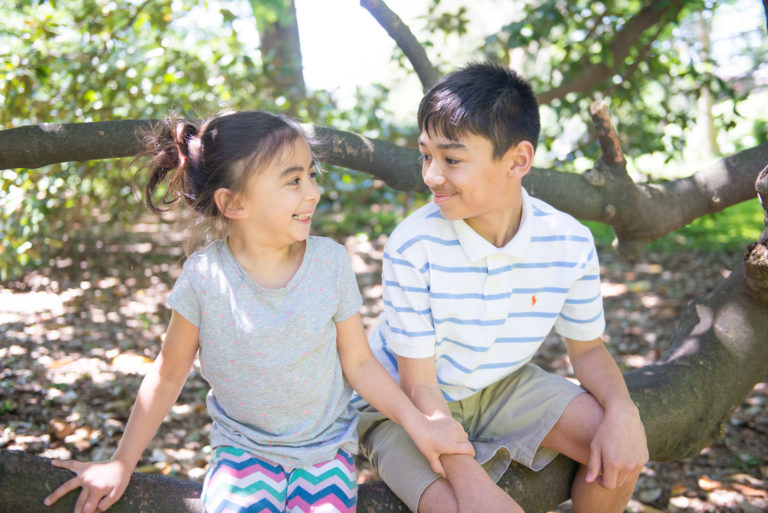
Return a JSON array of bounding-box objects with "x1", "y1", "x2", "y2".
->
[{"x1": 226, "y1": 232, "x2": 307, "y2": 289}]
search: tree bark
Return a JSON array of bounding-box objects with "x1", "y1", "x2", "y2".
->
[
  {"x1": 251, "y1": 0, "x2": 306, "y2": 102},
  {"x1": 359, "y1": 0, "x2": 441, "y2": 92},
  {"x1": 3, "y1": 246, "x2": 767, "y2": 512},
  {"x1": 1, "y1": 120, "x2": 765, "y2": 257}
]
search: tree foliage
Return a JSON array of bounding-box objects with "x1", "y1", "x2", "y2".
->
[{"x1": 1, "y1": 0, "x2": 766, "y2": 281}]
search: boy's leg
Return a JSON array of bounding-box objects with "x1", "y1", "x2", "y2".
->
[
  {"x1": 201, "y1": 446, "x2": 287, "y2": 513},
  {"x1": 541, "y1": 393, "x2": 641, "y2": 513},
  {"x1": 285, "y1": 449, "x2": 357, "y2": 513},
  {"x1": 362, "y1": 419, "x2": 521, "y2": 513}
]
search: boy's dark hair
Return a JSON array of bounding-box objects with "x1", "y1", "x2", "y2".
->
[{"x1": 417, "y1": 62, "x2": 540, "y2": 159}]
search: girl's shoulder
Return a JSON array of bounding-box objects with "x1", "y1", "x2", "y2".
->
[
  {"x1": 307, "y1": 235, "x2": 346, "y2": 257},
  {"x1": 180, "y1": 240, "x2": 228, "y2": 273}
]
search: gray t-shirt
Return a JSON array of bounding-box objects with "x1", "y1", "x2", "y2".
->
[{"x1": 167, "y1": 236, "x2": 363, "y2": 469}]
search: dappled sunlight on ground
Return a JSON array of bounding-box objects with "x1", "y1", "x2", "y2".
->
[{"x1": 1, "y1": 220, "x2": 765, "y2": 512}]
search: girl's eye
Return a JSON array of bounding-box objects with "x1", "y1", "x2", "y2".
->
[
  {"x1": 445, "y1": 157, "x2": 459, "y2": 165},
  {"x1": 419, "y1": 154, "x2": 431, "y2": 163},
  {"x1": 309, "y1": 170, "x2": 319, "y2": 179}
]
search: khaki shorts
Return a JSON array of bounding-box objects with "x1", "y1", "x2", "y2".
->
[{"x1": 358, "y1": 364, "x2": 585, "y2": 512}]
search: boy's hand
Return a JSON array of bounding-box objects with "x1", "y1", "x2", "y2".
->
[
  {"x1": 411, "y1": 413, "x2": 475, "y2": 477},
  {"x1": 44, "y1": 459, "x2": 132, "y2": 513},
  {"x1": 586, "y1": 405, "x2": 648, "y2": 489}
]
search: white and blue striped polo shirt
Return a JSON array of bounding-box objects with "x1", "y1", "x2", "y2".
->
[{"x1": 364, "y1": 188, "x2": 605, "y2": 403}]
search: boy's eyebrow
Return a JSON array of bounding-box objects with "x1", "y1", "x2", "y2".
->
[{"x1": 417, "y1": 138, "x2": 467, "y2": 150}]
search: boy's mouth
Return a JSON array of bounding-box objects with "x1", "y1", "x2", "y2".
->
[{"x1": 292, "y1": 213, "x2": 312, "y2": 221}]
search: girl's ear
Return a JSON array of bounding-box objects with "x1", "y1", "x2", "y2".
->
[
  {"x1": 214, "y1": 188, "x2": 247, "y2": 219},
  {"x1": 506, "y1": 141, "x2": 534, "y2": 179}
]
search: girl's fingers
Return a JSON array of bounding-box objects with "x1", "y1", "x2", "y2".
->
[
  {"x1": 98, "y1": 489, "x2": 121, "y2": 512},
  {"x1": 73, "y1": 486, "x2": 90, "y2": 513},
  {"x1": 44, "y1": 476, "x2": 82, "y2": 506}
]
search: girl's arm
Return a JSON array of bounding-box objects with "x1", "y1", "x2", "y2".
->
[
  {"x1": 335, "y1": 313, "x2": 474, "y2": 477},
  {"x1": 44, "y1": 310, "x2": 199, "y2": 513}
]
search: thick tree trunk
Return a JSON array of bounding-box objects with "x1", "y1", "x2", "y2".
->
[
  {"x1": 3, "y1": 240, "x2": 767, "y2": 513},
  {"x1": 0, "y1": 120, "x2": 765, "y2": 257},
  {"x1": 252, "y1": 0, "x2": 306, "y2": 103}
]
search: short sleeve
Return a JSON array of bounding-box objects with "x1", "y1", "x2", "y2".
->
[
  {"x1": 554, "y1": 244, "x2": 605, "y2": 341},
  {"x1": 380, "y1": 244, "x2": 436, "y2": 359},
  {"x1": 332, "y1": 245, "x2": 364, "y2": 323},
  {"x1": 167, "y1": 260, "x2": 203, "y2": 327}
]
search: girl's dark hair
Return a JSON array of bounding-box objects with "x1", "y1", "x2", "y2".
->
[
  {"x1": 139, "y1": 110, "x2": 311, "y2": 251},
  {"x1": 417, "y1": 62, "x2": 541, "y2": 159}
]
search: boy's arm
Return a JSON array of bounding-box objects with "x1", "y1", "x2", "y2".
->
[
  {"x1": 565, "y1": 337, "x2": 649, "y2": 489},
  {"x1": 336, "y1": 314, "x2": 473, "y2": 477},
  {"x1": 398, "y1": 355, "x2": 512, "y2": 508}
]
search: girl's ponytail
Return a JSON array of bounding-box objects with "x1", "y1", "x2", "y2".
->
[{"x1": 142, "y1": 118, "x2": 200, "y2": 213}]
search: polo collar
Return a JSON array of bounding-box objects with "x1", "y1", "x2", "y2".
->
[{"x1": 452, "y1": 188, "x2": 533, "y2": 262}]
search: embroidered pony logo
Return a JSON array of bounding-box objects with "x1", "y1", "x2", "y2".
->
[{"x1": 531, "y1": 294, "x2": 537, "y2": 306}]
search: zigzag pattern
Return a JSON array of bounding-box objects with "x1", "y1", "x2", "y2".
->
[
  {"x1": 286, "y1": 452, "x2": 356, "y2": 513},
  {"x1": 202, "y1": 448, "x2": 357, "y2": 513},
  {"x1": 203, "y1": 447, "x2": 287, "y2": 512}
]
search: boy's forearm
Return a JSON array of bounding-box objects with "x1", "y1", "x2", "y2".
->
[{"x1": 568, "y1": 340, "x2": 637, "y2": 413}]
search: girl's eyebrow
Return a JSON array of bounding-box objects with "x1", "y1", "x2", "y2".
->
[{"x1": 280, "y1": 160, "x2": 315, "y2": 176}]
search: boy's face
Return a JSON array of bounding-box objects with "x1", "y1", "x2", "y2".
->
[{"x1": 418, "y1": 130, "x2": 523, "y2": 224}]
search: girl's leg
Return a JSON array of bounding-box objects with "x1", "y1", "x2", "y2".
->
[
  {"x1": 285, "y1": 450, "x2": 357, "y2": 513},
  {"x1": 202, "y1": 446, "x2": 288, "y2": 513}
]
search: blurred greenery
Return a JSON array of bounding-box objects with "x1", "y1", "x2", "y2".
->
[
  {"x1": 1, "y1": 0, "x2": 767, "y2": 280},
  {"x1": 584, "y1": 199, "x2": 766, "y2": 252}
]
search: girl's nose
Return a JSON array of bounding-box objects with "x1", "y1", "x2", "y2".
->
[{"x1": 305, "y1": 180, "x2": 320, "y2": 202}]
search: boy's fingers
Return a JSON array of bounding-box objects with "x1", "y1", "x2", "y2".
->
[{"x1": 586, "y1": 446, "x2": 601, "y2": 484}]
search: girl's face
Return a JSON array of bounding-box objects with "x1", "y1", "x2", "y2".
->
[{"x1": 238, "y1": 138, "x2": 320, "y2": 247}]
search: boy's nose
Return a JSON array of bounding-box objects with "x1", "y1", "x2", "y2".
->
[{"x1": 422, "y1": 163, "x2": 445, "y2": 186}]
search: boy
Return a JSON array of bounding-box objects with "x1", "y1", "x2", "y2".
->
[{"x1": 357, "y1": 62, "x2": 648, "y2": 513}]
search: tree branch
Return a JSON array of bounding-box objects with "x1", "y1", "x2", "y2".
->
[
  {"x1": 1, "y1": 122, "x2": 765, "y2": 257},
  {"x1": 4, "y1": 242, "x2": 767, "y2": 512},
  {"x1": 763, "y1": 0, "x2": 768, "y2": 35},
  {"x1": 539, "y1": 0, "x2": 689, "y2": 104},
  {"x1": 588, "y1": 100, "x2": 628, "y2": 178},
  {"x1": 359, "y1": 0, "x2": 441, "y2": 91}
]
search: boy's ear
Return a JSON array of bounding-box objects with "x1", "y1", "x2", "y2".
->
[
  {"x1": 506, "y1": 141, "x2": 535, "y2": 179},
  {"x1": 214, "y1": 187, "x2": 248, "y2": 219}
]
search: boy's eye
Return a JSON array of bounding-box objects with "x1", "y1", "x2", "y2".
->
[
  {"x1": 445, "y1": 157, "x2": 459, "y2": 165},
  {"x1": 309, "y1": 170, "x2": 319, "y2": 179},
  {"x1": 419, "y1": 154, "x2": 431, "y2": 163}
]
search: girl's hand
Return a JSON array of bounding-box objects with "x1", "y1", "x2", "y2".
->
[
  {"x1": 44, "y1": 459, "x2": 133, "y2": 513},
  {"x1": 410, "y1": 413, "x2": 475, "y2": 477}
]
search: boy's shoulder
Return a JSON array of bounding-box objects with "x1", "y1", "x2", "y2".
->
[
  {"x1": 387, "y1": 202, "x2": 453, "y2": 251},
  {"x1": 527, "y1": 194, "x2": 594, "y2": 239}
]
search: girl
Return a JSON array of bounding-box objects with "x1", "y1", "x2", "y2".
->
[{"x1": 44, "y1": 111, "x2": 473, "y2": 513}]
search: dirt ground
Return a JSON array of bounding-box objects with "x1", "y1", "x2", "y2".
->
[{"x1": 1, "y1": 219, "x2": 766, "y2": 512}]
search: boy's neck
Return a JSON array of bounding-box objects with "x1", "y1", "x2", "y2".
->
[{"x1": 464, "y1": 189, "x2": 524, "y2": 248}]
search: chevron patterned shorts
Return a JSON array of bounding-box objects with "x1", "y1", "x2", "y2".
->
[{"x1": 201, "y1": 446, "x2": 357, "y2": 513}]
